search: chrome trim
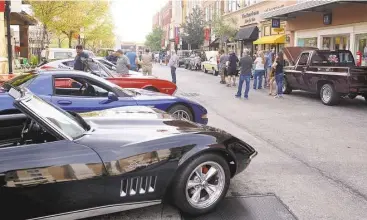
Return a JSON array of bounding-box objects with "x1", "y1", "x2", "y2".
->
[
  {"x1": 249, "y1": 151, "x2": 258, "y2": 160},
  {"x1": 28, "y1": 200, "x2": 162, "y2": 220}
]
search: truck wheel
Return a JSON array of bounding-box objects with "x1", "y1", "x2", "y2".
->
[
  {"x1": 320, "y1": 83, "x2": 339, "y2": 106},
  {"x1": 282, "y1": 78, "x2": 292, "y2": 94}
]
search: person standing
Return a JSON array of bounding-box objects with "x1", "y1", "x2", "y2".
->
[
  {"x1": 141, "y1": 48, "x2": 153, "y2": 76},
  {"x1": 168, "y1": 51, "x2": 179, "y2": 84},
  {"x1": 268, "y1": 53, "x2": 276, "y2": 95},
  {"x1": 265, "y1": 48, "x2": 275, "y2": 87},
  {"x1": 273, "y1": 52, "x2": 284, "y2": 98},
  {"x1": 235, "y1": 49, "x2": 253, "y2": 99},
  {"x1": 219, "y1": 50, "x2": 228, "y2": 84},
  {"x1": 106, "y1": 51, "x2": 118, "y2": 65},
  {"x1": 73, "y1": 45, "x2": 89, "y2": 71},
  {"x1": 253, "y1": 51, "x2": 265, "y2": 90},
  {"x1": 126, "y1": 51, "x2": 137, "y2": 71},
  {"x1": 115, "y1": 49, "x2": 131, "y2": 75},
  {"x1": 227, "y1": 51, "x2": 239, "y2": 87}
]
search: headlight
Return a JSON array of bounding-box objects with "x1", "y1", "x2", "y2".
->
[{"x1": 201, "y1": 114, "x2": 208, "y2": 119}]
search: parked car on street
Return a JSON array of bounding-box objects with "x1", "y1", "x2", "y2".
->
[
  {"x1": 201, "y1": 51, "x2": 219, "y2": 75},
  {"x1": 41, "y1": 48, "x2": 95, "y2": 61},
  {"x1": 0, "y1": 87, "x2": 257, "y2": 219},
  {"x1": 282, "y1": 47, "x2": 367, "y2": 105},
  {"x1": 177, "y1": 50, "x2": 191, "y2": 67},
  {"x1": 0, "y1": 71, "x2": 208, "y2": 124},
  {"x1": 37, "y1": 58, "x2": 176, "y2": 95}
]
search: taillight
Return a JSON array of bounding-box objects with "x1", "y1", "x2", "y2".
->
[{"x1": 40, "y1": 65, "x2": 55, "y2": 70}]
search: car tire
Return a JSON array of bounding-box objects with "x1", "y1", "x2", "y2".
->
[
  {"x1": 168, "y1": 105, "x2": 194, "y2": 122},
  {"x1": 282, "y1": 78, "x2": 292, "y2": 94},
  {"x1": 172, "y1": 153, "x2": 230, "y2": 216},
  {"x1": 320, "y1": 83, "x2": 339, "y2": 106},
  {"x1": 144, "y1": 86, "x2": 159, "y2": 92}
]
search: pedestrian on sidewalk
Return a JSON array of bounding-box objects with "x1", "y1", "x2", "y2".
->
[
  {"x1": 227, "y1": 51, "x2": 239, "y2": 87},
  {"x1": 115, "y1": 49, "x2": 131, "y2": 75},
  {"x1": 265, "y1": 48, "x2": 275, "y2": 87},
  {"x1": 140, "y1": 48, "x2": 153, "y2": 76},
  {"x1": 126, "y1": 51, "x2": 137, "y2": 71},
  {"x1": 219, "y1": 49, "x2": 228, "y2": 84},
  {"x1": 235, "y1": 48, "x2": 253, "y2": 99},
  {"x1": 253, "y1": 51, "x2": 265, "y2": 90},
  {"x1": 168, "y1": 50, "x2": 179, "y2": 84},
  {"x1": 268, "y1": 53, "x2": 276, "y2": 95},
  {"x1": 273, "y1": 52, "x2": 284, "y2": 98}
]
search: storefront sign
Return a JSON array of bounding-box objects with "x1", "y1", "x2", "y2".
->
[
  {"x1": 175, "y1": 27, "x2": 180, "y2": 45},
  {"x1": 323, "y1": 13, "x2": 332, "y2": 25},
  {"x1": 0, "y1": 1, "x2": 5, "y2": 12},
  {"x1": 242, "y1": 11, "x2": 259, "y2": 19},
  {"x1": 271, "y1": 19, "x2": 281, "y2": 28},
  {"x1": 204, "y1": 28, "x2": 210, "y2": 41},
  {"x1": 264, "y1": 5, "x2": 285, "y2": 12}
]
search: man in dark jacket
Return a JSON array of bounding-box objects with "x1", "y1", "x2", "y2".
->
[
  {"x1": 236, "y1": 48, "x2": 253, "y2": 99},
  {"x1": 227, "y1": 51, "x2": 239, "y2": 87},
  {"x1": 74, "y1": 45, "x2": 89, "y2": 71}
]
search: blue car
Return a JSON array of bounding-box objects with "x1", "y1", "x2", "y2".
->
[{"x1": 0, "y1": 70, "x2": 208, "y2": 124}]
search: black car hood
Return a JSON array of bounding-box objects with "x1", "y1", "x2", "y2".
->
[{"x1": 75, "y1": 106, "x2": 232, "y2": 161}]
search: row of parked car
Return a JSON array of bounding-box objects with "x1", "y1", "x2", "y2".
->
[{"x1": 0, "y1": 51, "x2": 257, "y2": 219}]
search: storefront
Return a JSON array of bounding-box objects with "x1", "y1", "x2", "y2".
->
[
  {"x1": 253, "y1": 20, "x2": 287, "y2": 54},
  {"x1": 222, "y1": 0, "x2": 295, "y2": 57},
  {"x1": 262, "y1": 0, "x2": 367, "y2": 66}
]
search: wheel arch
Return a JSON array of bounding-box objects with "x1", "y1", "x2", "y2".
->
[
  {"x1": 142, "y1": 85, "x2": 159, "y2": 92},
  {"x1": 167, "y1": 102, "x2": 196, "y2": 122},
  {"x1": 317, "y1": 80, "x2": 334, "y2": 93}
]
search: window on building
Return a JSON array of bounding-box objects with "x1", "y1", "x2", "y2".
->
[
  {"x1": 264, "y1": 26, "x2": 270, "y2": 36},
  {"x1": 205, "y1": 7, "x2": 209, "y2": 21},
  {"x1": 227, "y1": 0, "x2": 240, "y2": 12},
  {"x1": 216, "y1": 0, "x2": 220, "y2": 15}
]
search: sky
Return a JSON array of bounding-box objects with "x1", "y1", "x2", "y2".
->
[{"x1": 110, "y1": 0, "x2": 168, "y2": 44}]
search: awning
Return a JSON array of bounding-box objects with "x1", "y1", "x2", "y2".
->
[
  {"x1": 253, "y1": 35, "x2": 285, "y2": 45},
  {"x1": 10, "y1": 11, "x2": 37, "y2": 26},
  {"x1": 234, "y1": 26, "x2": 259, "y2": 41},
  {"x1": 261, "y1": 0, "x2": 366, "y2": 20},
  {"x1": 209, "y1": 38, "x2": 219, "y2": 46}
]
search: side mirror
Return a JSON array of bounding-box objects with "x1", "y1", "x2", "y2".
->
[
  {"x1": 112, "y1": 66, "x2": 116, "y2": 71},
  {"x1": 107, "y1": 92, "x2": 118, "y2": 101}
]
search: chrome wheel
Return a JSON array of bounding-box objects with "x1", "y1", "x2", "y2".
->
[
  {"x1": 185, "y1": 161, "x2": 225, "y2": 209},
  {"x1": 172, "y1": 110, "x2": 191, "y2": 121},
  {"x1": 321, "y1": 85, "x2": 332, "y2": 103}
]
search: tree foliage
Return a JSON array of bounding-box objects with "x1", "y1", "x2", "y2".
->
[
  {"x1": 211, "y1": 14, "x2": 238, "y2": 49},
  {"x1": 181, "y1": 6, "x2": 206, "y2": 49},
  {"x1": 145, "y1": 27, "x2": 164, "y2": 51},
  {"x1": 30, "y1": 0, "x2": 114, "y2": 50}
]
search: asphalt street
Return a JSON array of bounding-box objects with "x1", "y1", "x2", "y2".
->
[{"x1": 93, "y1": 64, "x2": 367, "y2": 220}]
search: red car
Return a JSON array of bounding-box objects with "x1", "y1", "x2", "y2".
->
[{"x1": 36, "y1": 58, "x2": 178, "y2": 95}]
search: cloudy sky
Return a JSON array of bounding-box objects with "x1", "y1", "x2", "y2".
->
[{"x1": 110, "y1": 0, "x2": 168, "y2": 43}]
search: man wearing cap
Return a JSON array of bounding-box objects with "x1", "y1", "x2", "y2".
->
[{"x1": 115, "y1": 49, "x2": 131, "y2": 75}]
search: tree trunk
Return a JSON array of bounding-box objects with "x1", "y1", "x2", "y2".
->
[
  {"x1": 58, "y1": 38, "x2": 62, "y2": 48},
  {"x1": 38, "y1": 24, "x2": 47, "y2": 63},
  {"x1": 68, "y1": 31, "x2": 73, "y2": 48}
]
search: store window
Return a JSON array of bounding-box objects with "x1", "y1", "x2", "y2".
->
[
  {"x1": 264, "y1": 26, "x2": 271, "y2": 36},
  {"x1": 356, "y1": 34, "x2": 367, "y2": 66},
  {"x1": 297, "y1": 37, "x2": 317, "y2": 47}
]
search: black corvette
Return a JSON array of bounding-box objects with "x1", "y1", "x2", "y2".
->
[{"x1": 0, "y1": 88, "x2": 257, "y2": 220}]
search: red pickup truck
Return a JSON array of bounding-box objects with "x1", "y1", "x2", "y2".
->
[{"x1": 282, "y1": 47, "x2": 367, "y2": 105}]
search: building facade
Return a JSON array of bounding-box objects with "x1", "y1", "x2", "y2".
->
[
  {"x1": 222, "y1": 0, "x2": 296, "y2": 56},
  {"x1": 201, "y1": 0, "x2": 224, "y2": 51},
  {"x1": 263, "y1": 0, "x2": 367, "y2": 66}
]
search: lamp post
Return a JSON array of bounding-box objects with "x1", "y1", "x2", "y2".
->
[{"x1": 5, "y1": 0, "x2": 12, "y2": 74}]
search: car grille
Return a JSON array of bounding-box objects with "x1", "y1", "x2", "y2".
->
[{"x1": 120, "y1": 176, "x2": 157, "y2": 197}]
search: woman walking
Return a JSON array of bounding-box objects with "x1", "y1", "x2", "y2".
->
[
  {"x1": 272, "y1": 52, "x2": 284, "y2": 98},
  {"x1": 253, "y1": 51, "x2": 265, "y2": 90}
]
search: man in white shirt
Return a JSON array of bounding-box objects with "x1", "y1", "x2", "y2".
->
[{"x1": 168, "y1": 51, "x2": 178, "y2": 84}]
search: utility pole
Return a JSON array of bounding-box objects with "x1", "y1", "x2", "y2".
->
[{"x1": 5, "y1": 0, "x2": 12, "y2": 74}]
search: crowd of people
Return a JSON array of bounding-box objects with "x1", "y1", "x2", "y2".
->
[
  {"x1": 217, "y1": 48, "x2": 284, "y2": 99},
  {"x1": 105, "y1": 49, "x2": 154, "y2": 76}
]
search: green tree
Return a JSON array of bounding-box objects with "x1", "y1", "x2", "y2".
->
[
  {"x1": 145, "y1": 27, "x2": 164, "y2": 51},
  {"x1": 181, "y1": 6, "x2": 206, "y2": 49},
  {"x1": 211, "y1": 13, "x2": 238, "y2": 50},
  {"x1": 50, "y1": 1, "x2": 109, "y2": 48},
  {"x1": 83, "y1": 13, "x2": 115, "y2": 51}
]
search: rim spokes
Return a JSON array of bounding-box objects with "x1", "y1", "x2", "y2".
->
[
  {"x1": 204, "y1": 184, "x2": 217, "y2": 196},
  {"x1": 191, "y1": 188, "x2": 202, "y2": 203},
  {"x1": 195, "y1": 167, "x2": 204, "y2": 181},
  {"x1": 187, "y1": 180, "x2": 200, "y2": 189},
  {"x1": 204, "y1": 167, "x2": 217, "y2": 182}
]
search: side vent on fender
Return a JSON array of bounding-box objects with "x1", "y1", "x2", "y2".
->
[{"x1": 120, "y1": 176, "x2": 157, "y2": 197}]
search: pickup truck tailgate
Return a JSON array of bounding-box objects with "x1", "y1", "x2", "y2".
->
[{"x1": 349, "y1": 67, "x2": 367, "y2": 92}]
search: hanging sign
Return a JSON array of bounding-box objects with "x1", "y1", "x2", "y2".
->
[
  {"x1": 271, "y1": 19, "x2": 281, "y2": 28},
  {"x1": 0, "y1": 1, "x2": 5, "y2": 12},
  {"x1": 175, "y1": 27, "x2": 180, "y2": 45}
]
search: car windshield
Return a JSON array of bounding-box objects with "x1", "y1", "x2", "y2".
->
[
  {"x1": 3, "y1": 74, "x2": 37, "y2": 91},
  {"x1": 21, "y1": 94, "x2": 86, "y2": 139},
  {"x1": 311, "y1": 51, "x2": 355, "y2": 66}
]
